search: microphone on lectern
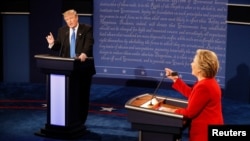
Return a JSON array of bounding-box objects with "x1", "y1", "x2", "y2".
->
[{"x1": 148, "y1": 71, "x2": 179, "y2": 106}]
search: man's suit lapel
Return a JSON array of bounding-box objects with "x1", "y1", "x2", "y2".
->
[
  {"x1": 65, "y1": 29, "x2": 70, "y2": 47},
  {"x1": 76, "y1": 24, "x2": 86, "y2": 47},
  {"x1": 77, "y1": 24, "x2": 85, "y2": 40},
  {"x1": 61, "y1": 27, "x2": 70, "y2": 57}
]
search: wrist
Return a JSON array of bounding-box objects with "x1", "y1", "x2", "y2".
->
[{"x1": 173, "y1": 76, "x2": 179, "y2": 82}]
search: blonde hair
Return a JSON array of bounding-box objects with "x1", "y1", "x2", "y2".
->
[
  {"x1": 195, "y1": 49, "x2": 220, "y2": 78},
  {"x1": 63, "y1": 9, "x2": 78, "y2": 17}
]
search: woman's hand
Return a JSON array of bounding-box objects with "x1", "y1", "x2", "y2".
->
[
  {"x1": 158, "y1": 106, "x2": 176, "y2": 113},
  {"x1": 165, "y1": 68, "x2": 179, "y2": 82}
]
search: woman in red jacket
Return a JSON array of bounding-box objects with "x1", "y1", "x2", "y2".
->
[{"x1": 164, "y1": 49, "x2": 224, "y2": 141}]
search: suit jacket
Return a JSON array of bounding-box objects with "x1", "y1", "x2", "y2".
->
[
  {"x1": 173, "y1": 78, "x2": 224, "y2": 141},
  {"x1": 51, "y1": 23, "x2": 96, "y2": 75}
]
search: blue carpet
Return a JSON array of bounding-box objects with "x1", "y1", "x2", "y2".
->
[{"x1": 1, "y1": 83, "x2": 250, "y2": 141}]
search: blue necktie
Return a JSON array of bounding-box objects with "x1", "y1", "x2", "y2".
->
[{"x1": 70, "y1": 28, "x2": 76, "y2": 58}]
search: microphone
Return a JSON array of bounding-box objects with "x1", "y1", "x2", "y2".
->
[
  {"x1": 59, "y1": 31, "x2": 69, "y2": 57},
  {"x1": 149, "y1": 71, "x2": 179, "y2": 106},
  {"x1": 168, "y1": 71, "x2": 178, "y2": 76}
]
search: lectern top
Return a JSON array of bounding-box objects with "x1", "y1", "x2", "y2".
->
[
  {"x1": 35, "y1": 54, "x2": 94, "y2": 62},
  {"x1": 125, "y1": 93, "x2": 187, "y2": 119},
  {"x1": 34, "y1": 54, "x2": 94, "y2": 72},
  {"x1": 34, "y1": 54, "x2": 76, "y2": 61}
]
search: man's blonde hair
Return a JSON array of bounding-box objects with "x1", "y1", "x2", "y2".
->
[{"x1": 63, "y1": 9, "x2": 77, "y2": 17}]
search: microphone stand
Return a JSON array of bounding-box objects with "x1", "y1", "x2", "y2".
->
[
  {"x1": 149, "y1": 74, "x2": 165, "y2": 106},
  {"x1": 148, "y1": 71, "x2": 179, "y2": 106}
]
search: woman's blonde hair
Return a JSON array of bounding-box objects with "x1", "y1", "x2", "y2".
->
[{"x1": 195, "y1": 49, "x2": 220, "y2": 78}]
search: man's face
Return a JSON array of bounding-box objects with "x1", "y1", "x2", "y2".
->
[{"x1": 64, "y1": 14, "x2": 78, "y2": 28}]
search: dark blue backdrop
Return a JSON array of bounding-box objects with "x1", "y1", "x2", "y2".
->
[{"x1": 93, "y1": 0, "x2": 228, "y2": 87}]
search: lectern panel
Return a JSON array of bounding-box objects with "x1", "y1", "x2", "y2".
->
[{"x1": 50, "y1": 74, "x2": 66, "y2": 126}]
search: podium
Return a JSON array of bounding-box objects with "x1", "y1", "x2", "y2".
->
[
  {"x1": 125, "y1": 93, "x2": 188, "y2": 141},
  {"x1": 34, "y1": 54, "x2": 93, "y2": 139}
]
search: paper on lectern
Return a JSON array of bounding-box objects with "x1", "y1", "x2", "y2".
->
[{"x1": 140, "y1": 98, "x2": 159, "y2": 108}]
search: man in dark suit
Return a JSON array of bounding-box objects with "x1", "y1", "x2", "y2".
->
[{"x1": 45, "y1": 9, "x2": 96, "y2": 130}]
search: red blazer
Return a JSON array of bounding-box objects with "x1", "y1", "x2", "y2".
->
[{"x1": 173, "y1": 78, "x2": 224, "y2": 141}]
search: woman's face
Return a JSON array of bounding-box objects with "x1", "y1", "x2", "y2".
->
[{"x1": 191, "y1": 56, "x2": 200, "y2": 77}]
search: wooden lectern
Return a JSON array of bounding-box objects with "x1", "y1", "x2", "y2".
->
[
  {"x1": 34, "y1": 54, "x2": 93, "y2": 139},
  {"x1": 125, "y1": 93, "x2": 188, "y2": 141}
]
